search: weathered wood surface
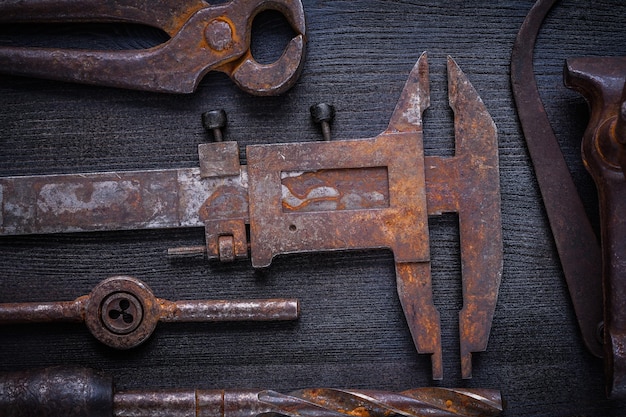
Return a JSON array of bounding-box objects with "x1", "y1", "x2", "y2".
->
[{"x1": 0, "y1": 1, "x2": 625, "y2": 415}]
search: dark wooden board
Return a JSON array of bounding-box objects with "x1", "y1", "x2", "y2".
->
[{"x1": 1, "y1": 1, "x2": 625, "y2": 415}]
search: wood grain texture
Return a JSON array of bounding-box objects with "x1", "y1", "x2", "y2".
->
[{"x1": 0, "y1": 0, "x2": 625, "y2": 415}]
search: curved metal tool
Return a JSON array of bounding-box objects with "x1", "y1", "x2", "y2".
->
[
  {"x1": 0, "y1": 367, "x2": 504, "y2": 417},
  {"x1": 0, "y1": 0, "x2": 306, "y2": 95},
  {"x1": 0, "y1": 275, "x2": 299, "y2": 349},
  {"x1": 0, "y1": 53, "x2": 502, "y2": 379},
  {"x1": 564, "y1": 57, "x2": 626, "y2": 398},
  {"x1": 510, "y1": 0, "x2": 604, "y2": 359}
]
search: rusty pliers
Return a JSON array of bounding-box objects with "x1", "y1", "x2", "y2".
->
[{"x1": 0, "y1": 0, "x2": 306, "y2": 95}]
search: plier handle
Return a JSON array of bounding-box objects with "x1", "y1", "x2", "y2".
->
[{"x1": 0, "y1": 0, "x2": 306, "y2": 95}]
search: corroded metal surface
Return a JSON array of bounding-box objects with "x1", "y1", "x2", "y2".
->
[
  {"x1": 0, "y1": 0, "x2": 306, "y2": 96},
  {"x1": 0, "y1": 276, "x2": 299, "y2": 349},
  {"x1": 247, "y1": 133, "x2": 430, "y2": 267},
  {"x1": 0, "y1": 366, "x2": 505, "y2": 417},
  {"x1": 0, "y1": 53, "x2": 502, "y2": 380},
  {"x1": 280, "y1": 167, "x2": 389, "y2": 212},
  {"x1": 564, "y1": 56, "x2": 626, "y2": 398},
  {"x1": 0, "y1": 168, "x2": 248, "y2": 234},
  {"x1": 0, "y1": 367, "x2": 113, "y2": 417},
  {"x1": 426, "y1": 57, "x2": 501, "y2": 379},
  {"x1": 510, "y1": 0, "x2": 604, "y2": 359}
]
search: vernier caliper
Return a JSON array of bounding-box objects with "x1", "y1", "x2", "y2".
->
[{"x1": 0, "y1": 53, "x2": 502, "y2": 380}]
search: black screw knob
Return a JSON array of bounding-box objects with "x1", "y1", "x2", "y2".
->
[
  {"x1": 310, "y1": 103, "x2": 335, "y2": 141},
  {"x1": 202, "y1": 109, "x2": 228, "y2": 142}
]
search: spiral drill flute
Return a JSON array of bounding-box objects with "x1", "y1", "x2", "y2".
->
[{"x1": 0, "y1": 367, "x2": 503, "y2": 417}]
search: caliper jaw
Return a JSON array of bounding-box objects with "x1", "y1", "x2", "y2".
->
[{"x1": 443, "y1": 57, "x2": 502, "y2": 379}]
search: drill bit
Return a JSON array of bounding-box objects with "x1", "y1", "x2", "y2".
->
[{"x1": 0, "y1": 367, "x2": 503, "y2": 417}]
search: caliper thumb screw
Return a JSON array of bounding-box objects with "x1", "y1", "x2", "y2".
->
[
  {"x1": 202, "y1": 109, "x2": 228, "y2": 142},
  {"x1": 310, "y1": 103, "x2": 335, "y2": 141}
]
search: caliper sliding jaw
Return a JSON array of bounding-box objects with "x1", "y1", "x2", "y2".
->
[{"x1": 0, "y1": 53, "x2": 502, "y2": 380}]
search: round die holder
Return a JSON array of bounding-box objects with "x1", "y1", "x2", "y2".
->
[{"x1": 84, "y1": 276, "x2": 160, "y2": 349}]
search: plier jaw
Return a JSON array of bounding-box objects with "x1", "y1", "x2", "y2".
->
[
  {"x1": 225, "y1": 34, "x2": 306, "y2": 96},
  {"x1": 0, "y1": 0, "x2": 307, "y2": 95}
]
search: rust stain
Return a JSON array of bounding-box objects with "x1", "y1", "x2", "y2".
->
[
  {"x1": 281, "y1": 167, "x2": 389, "y2": 212},
  {"x1": 199, "y1": 184, "x2": 249, "y2": 221}
]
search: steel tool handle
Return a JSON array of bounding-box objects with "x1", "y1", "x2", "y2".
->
[
  {"x1": 159, "y1": 298, "x2": 300, "y2": 322},
  {"x1": 0, "y1": 0, "x2": 206, "y2": 34},
  {"x1": 0, "y1": 41, "x2": 217, "y2": 94},
  {"x1": 0, "y1": 299, "x2": 84, "y2": 323},
  {"x1": 0, "y1": 0, "x2": 221, "y2": 93}
]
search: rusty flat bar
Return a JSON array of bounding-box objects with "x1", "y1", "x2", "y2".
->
[{"x1": 0, "y1": 167, "x2": 247, "y2": 235}]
